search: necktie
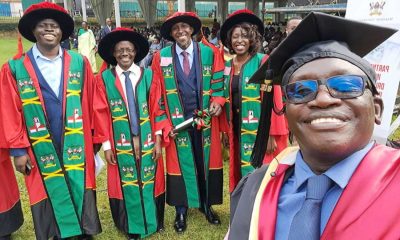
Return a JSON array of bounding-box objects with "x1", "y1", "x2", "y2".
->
[
  {"x1": 181, "y1": 51, "x2": 190, "y2": 77},
  {"x1": 123, "y1": 71, "x2": 139, "y2": 136},
  {"x1": 288, "y1": 174, "x2": 333, "y2": 240}
]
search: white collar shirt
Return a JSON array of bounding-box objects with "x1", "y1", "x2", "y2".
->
[
  {"x1": 32, "y1": 43, "x2": 63, "y2": 97},
  {"x1": 115, "y1": 63, "x2": 141, "y2": 113},
  {"x1": 175, "y1": 40, "x2": 194, "y2": 70}
]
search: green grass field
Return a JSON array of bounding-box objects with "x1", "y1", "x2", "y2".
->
[{"x1": 0, "y1": 37, "x2": 230, "y2": 240}]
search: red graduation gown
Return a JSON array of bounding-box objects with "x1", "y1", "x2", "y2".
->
[
  {"x1": 230, "y1": 144, "x2": 400, "y2": 240},
  {"x1": 151, "y1": 45, "x2": 226, "y2": 207},
  {"x1": 0, "y1": 83, "x2": 23, "y2": 237},
  {"x1": 0, "y1": 148, "x2": 23, "y2": 237},
  {"x1": 0, "y1": 51, "x2": 100, "y2": 238},
  {"x1": 92, "y1": 69, "x2": 165, "y2": 203}
]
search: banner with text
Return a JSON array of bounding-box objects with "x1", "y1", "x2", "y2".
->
[{"x1": 346, "y1": 0, "x2": 400, "y2": 143}]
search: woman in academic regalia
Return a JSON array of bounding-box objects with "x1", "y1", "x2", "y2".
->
[{"x1": 220, "y1": 9, "x2": 289, "y2": 192}]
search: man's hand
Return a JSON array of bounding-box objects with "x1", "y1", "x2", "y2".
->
[
  {"x1": 266, "y1": 135, "x2": 277, "y2": 154},
  {"x1": 104, "y1": 149, "x2": 116, "y2": 165},
  {"x1": 152, "y1": 135, "x2": 162, "y2": 160},
  {"x1": 168, "y1": 130, "x2": 177, "y2": 139},
  {"x1": 209, "y1": 102, "x2": 222, "y2": 116},
  {"x1": 14, "y1": 154, "x2": 32, "y2": 175}
]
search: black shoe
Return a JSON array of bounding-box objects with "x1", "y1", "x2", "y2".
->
[
  {"x1": 174, "y1": 213, "x2": 187, "y2": 233},
  {"x1": 78, "y1": 234, "x2": 93, "y2": 240},
  {"x1": 199, "y1": 206, "x2": 205, "y2": 214},
  {"x1": 204, "y1": 206, "x2": 221, "y2": 225},
  {"x1": 128, "y1": 234, "x2": 140, "y2": 240},
  {"x1": 157, "y1": 223, "x2": 165, "y2": 233}
]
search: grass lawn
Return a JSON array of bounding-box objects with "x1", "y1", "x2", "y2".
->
[
  {"x1": 0, "y1": 37, "x2": 230, "y2": 239},
  {"x1": 12, "y1": 159, "x2": 231, "y2": 240}
]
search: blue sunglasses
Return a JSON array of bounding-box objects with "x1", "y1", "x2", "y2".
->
[{"x1": 283, "y1": 75, "x2": 368, "y2": 104}]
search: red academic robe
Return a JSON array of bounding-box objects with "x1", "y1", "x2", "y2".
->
[
  {"x1": 92, "y1": 70, "x2": 165, "y2": 206},
  {"x1": 0, "y1": 51, "x2": 100, "y2": 238},
  {"x1": 0, "y1": 150, "x2": 23, "y2": 237},
  {"x1": 223, "y1": 54, "x2": 288, "y2": 192},
  {"x1": 0, "y1": 85, "x2": 23, "y2": 237},
  {"x1": 0, "y1": 121, "x2": 23, "y2": 237},
  {"x1": 229, "y1": 144, "x2": 400, "y2": 240},
  {"x1": 151, "y1": 45, "x2": 226, "y2": 207}
]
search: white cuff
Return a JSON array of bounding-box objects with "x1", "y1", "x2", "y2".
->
[
  {"x1": 102, "y1": 140, "x2": 111, "y2": 151},
  {"x1": 155, "y1": 130, "x2": 162, "y2": 135}
]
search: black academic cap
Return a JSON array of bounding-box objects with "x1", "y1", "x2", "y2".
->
[
  {"x1": 249, "y1": 12, "x2": 397, "y2": 168},
  {"x1": 249, "y1": 12, "x2": 397, "y2": 87}
]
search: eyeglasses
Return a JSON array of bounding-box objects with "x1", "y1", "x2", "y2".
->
[
  {"x1": 283, "y1": 75, "x2": 368, "y2": 104},
  {"x1": 114, "y1": 48, "x2": 135, "y2": 54}
]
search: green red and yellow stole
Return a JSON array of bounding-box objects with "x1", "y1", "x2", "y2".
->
[
  {"x1": 224, "y1": 53, "x2": 265, "y2": 177},
  {"x1": 159, "y1": 42, "x2": 224, "y2": 207},
  {"x1": 101, "y1": 68, "x2": 157, "y2": 235},
  {"x1": 9, "y1": 51, "x2": 86, "y2": 238}
]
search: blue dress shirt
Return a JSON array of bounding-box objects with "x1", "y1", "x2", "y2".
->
[
  {"x1": 32, "y1": 44, "x2": 63, "y2": 97},
  {"x1": 275, "y1": 142, "x2": 374, "y2": 240}
]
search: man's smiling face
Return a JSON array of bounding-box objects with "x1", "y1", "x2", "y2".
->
[
  {"x1": 171, "y1": 22, "x2": 193, "y2": 49},
  {"x1": 33, "y1": 18, "x2": 62, "y2": 48},
  {"x1": 286, "y1": 58, "x2": 383, "y2": 164}
]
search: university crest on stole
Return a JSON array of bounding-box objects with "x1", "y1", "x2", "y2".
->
[
  {"x1": 144, "y1": 165, "x2": 155, "y2": 178},
  {"x1": 18, "y1": 78, "x2": 35, "y2": 94},
  {"x1": 177, "y1": 137, "x2": 188, "y2": 147},
  {"x1": 68, "y1": 71, "x2": 81, "y2": 85},
  {"x1": 66, "y1": 145, "x2": 83, "y2": 160},
  {"x1": 203, "y1": 65, "x2": 212, "y2": 76},
  {"x1": 122, "y1": 166, "x2": 135, "y2": 179},
  {"x1": 110, "y1": 98, "x2": 124, "y2": 112},
  {"x1": 243, "y1": 143, "x2": 254, "y2": 156},
  {"x1": 40, "y1": 154, "x2": 56, "y2": 168}
]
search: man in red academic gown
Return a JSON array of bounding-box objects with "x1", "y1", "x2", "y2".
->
[
  {"x1": 0, "y1": 2, "x2": 101, "y2": 239},
  {"x1": 228, "y1": 12, "x2": 400, "y2": 240},
  {"x1": 151, "y1": 12, "x2": 226, "y2": 233},
  {"x1": 0, "y1": 118, "x2": 23, "y2": 239},
  {"x1": 93, "y1": 27, "x2": 165, "y2": 239}
]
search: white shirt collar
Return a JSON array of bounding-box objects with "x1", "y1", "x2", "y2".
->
[
  {"x1": 32, "y1": 43, "x2": 63, "y2": 61},
  {"x1": 175, "y1": 40, "x2": 194, "y2": 56},
  {"x1": 115, "y1": 63, "x2": 140, "y2": 78}
]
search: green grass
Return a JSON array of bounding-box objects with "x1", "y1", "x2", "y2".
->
[
  {"x1": 0, "y1": 37, "x2": 33, "y2": 65},
  {"x1": 13, "y1": 158, "x2": 230, "y2": 240},
  {"x1": 0, "y1": 37, "x2": 230, "y2": 239}
]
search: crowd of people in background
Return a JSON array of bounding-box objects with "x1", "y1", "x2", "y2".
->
[{"x1": 62, "y1": 16, "x2": 302, "y2": 73}]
